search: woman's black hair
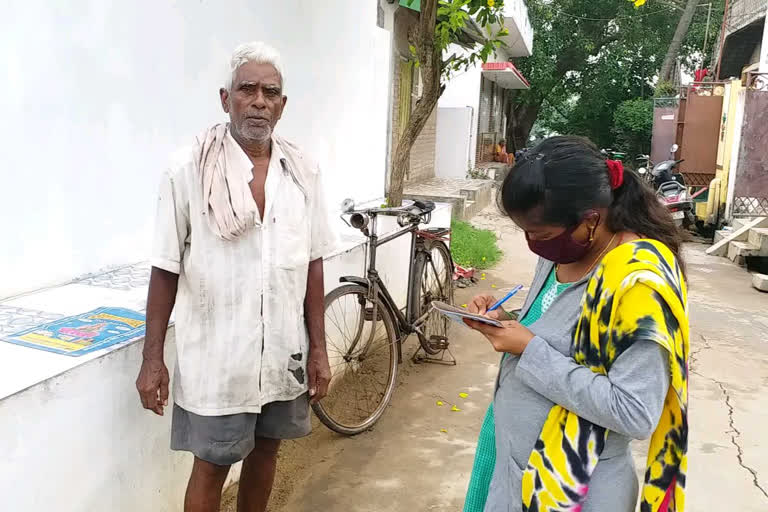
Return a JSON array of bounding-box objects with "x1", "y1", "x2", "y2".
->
[{"x1": 499, "y1": 135, "x2": 686, "y2": 272}]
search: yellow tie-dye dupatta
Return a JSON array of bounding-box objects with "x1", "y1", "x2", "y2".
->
[{"x1": 522, "y1": 240, "x2": 689, "y2": 512}]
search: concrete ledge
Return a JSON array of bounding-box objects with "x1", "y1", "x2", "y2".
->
[
  {"x1": 404, "y1": 178, "x2": 494, "y2": 221},
  {"x1": 752, "y1": 273, "x2": 768, "y2": 292}
]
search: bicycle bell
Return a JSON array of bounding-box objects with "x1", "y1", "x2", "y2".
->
[{"x1": 341, "y1": 198, "x2": 355, "y2": 213}]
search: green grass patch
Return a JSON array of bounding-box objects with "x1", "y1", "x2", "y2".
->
[{"x1": 450, "y1": 220, "x2": 502, "y2": 270}]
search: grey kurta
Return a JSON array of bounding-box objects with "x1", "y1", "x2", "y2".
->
[{"x1": 484, "y1": 259, "x2": 670, "y2": 512}]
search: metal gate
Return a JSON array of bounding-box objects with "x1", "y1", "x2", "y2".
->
[
  {"x1": 676, "y1": 83, "x2": 725, "y2": 186},
  {"x1": 732, "y1": 73, "x2": 768, "y2": 217},
  {"x1": 651, "y1": 98, "x2": 679, "y2": 165}
]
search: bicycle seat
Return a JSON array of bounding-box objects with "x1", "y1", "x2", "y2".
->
[{"x1": 411, "y1": 200, "x2": 436, "y2": 214}]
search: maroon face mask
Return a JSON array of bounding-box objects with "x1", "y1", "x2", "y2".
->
[{"x1": 525, "y1": 223, "x2": 594, "y2": 264}]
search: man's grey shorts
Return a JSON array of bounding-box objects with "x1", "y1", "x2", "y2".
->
[{"x1": 171, "y1": 393, "x2": 311, "y2": 466}]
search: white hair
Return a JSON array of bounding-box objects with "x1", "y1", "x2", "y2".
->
[{"x1": 224, "y1": 41, "x2": 285, "y2": 91}]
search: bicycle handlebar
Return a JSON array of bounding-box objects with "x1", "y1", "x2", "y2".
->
[{"x1": 348, "y1": 199, "x2": 435, "y2": 217}]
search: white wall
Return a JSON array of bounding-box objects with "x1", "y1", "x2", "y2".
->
[
  {"x1": 0, "y1": 0, "x2": 391, "y2": 298},
  {"x1": 436, "y1": 107, "x2": 474, "y2": 179},
  {"x1": 439, "y1": 47, "x2": 482, "y2": 170}
]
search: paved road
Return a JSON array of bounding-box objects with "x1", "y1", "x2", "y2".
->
[{"x1": 223, "y1": 208, "x2": 768, "y2": 512}]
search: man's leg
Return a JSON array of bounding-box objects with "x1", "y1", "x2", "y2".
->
[
  {"x1": 185, "y1": 457, "x2": 231, "y2": 512},
  {"x1": 236, "y1": 437, "x2": 281, "y2": 512}
]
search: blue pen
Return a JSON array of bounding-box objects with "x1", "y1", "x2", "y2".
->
[{"x1": 487, "y1": 284, "x2": 524, "y2": 312}]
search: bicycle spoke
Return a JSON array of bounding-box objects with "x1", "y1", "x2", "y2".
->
[{"x1": 316, "y1": 286, "x2": 397, "y2": 432}]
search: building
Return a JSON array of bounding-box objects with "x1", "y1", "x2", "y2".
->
[
  {"x1": 714, "y1": 0, "x2": 768, "y2": 221},
  {"x1": 714, "y1": 0, "x2": 767, "y2": 80},
  {"x1": 436, "y1": 0, "x2": 533, "y2": 180},
  {"x1": 376, "y1": 0, "x2": 532, "y2": 219},
  {"x1": 705, "y1": 0, "x2": 768, "y2": 265}
]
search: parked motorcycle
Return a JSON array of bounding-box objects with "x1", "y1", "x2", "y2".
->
[
  {"x1": 639, "y1": 144, "x2": 694, "y2": 229},
  {"x1": 636, "y1": 154, "x2": 651, "y2": 183}
]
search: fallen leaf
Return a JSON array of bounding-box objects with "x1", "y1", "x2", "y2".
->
[
  {"x1": 491, "y1": 284, "x2": 497, "y2": 288},
  {"x1": 440, "y1": 428, "x2": 448, "y2": 433},
  {"x1": 459, "y1": 392, "x2": 469, "y2": 399},
  {"x1": 451, "y1": 405, "x2": 461, "y2": 412},
  {"x1": 436, "y1": 401, "x2": 444, "y2": 406},
  {"x1": 461, "y1": 304, "x2": 467, "y2": 308},
  {"x1": 480, "y1": 276, "x2": 486, "y2": 280}
]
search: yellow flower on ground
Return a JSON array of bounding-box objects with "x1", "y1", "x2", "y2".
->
[
  {"x1": 451, "y1": 405, "x2": 461, "y2": 412},
  {"x1": 482, "y1": 256, "x2": 487, "y2": 261},
  {"x1": 491, "y1": 284, "x2": 497, "y2": 289},
  {"x1": 437, "y1": 400, "x2": 444, "y2": 406},
  {"x1": 440, "y1": 428, "x2": 448, "y2": 433},
  {"x1": 459, "y1": 392, "x2": 469, "y2": 399},
  {"x1": 633, "y1": 0, "x2": 647, "y2": 6},
  {"x1": 461, "y1": 304, "x2": 468, "y2": 308}
]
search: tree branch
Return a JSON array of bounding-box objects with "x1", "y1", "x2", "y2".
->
[{"x1": 545, "y1": 97, "x2": 571, "y2": 121}]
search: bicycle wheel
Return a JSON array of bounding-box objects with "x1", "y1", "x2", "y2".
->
[
  {"x1": 410, "y1": 241, "x2": 454, "y2": 355},
  {"x1": 311, "y1": 284, "x2": 399, "y2": 435}
]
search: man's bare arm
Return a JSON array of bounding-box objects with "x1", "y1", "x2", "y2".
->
[
  {"x1": 136, "y1": 267, "x2": 178, "y2": 415},
  {"x1": 305, "y1": 258, "x2": 330, "y2": 403}
]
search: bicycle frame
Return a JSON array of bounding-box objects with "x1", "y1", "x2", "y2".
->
[{"x1": 362, "y1": 212, "x2": 425, "y2": 334}]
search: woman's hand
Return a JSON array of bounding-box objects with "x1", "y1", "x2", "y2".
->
[
  {"x1": 467, "y1": 294, "x2": 507, "y2": 320},
  {"x1": 465, "y1": 319, "x2": 535, "y2": 355}
]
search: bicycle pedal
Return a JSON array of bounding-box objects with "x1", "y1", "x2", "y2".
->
[{"x1": 429, "y1": 335, "x2": 449, "y2": 350}]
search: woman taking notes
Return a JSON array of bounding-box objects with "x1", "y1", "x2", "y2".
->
[{"x1": 463, "y1": 136, "x2": 689, "y2": 512}]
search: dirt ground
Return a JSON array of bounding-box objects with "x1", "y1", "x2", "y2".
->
[{"x1": 223, "y1": 207, "x2": 768, "y2": 512}]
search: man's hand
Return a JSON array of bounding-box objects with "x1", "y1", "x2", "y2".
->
[
  {"x1": 304, "y1": 258, "x2": 329, "y2": 404},
  {"x1": 139, "y1": 267, "x2": 177, "y2": 416},
  {"x1": 136, "y1": 358, "x2": 170, "y2": 415},
  {"x1": 307, "y1": 349, "x2": 331, "y2": 404}
]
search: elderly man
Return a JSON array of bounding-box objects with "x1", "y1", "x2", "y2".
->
[{"x1": 136, "y1": 42, "x2": 335, "y2": 512}]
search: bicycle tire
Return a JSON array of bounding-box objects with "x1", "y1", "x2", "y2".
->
[
  {"x1": 311, "y1": 284, "x2": 399, "y2": 435},
  {"x1": 410, "y1": 241, "x2": 454, "y2": 355}
]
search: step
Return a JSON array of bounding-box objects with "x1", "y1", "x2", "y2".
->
[
  {"x1": 727, "y1": 241, "x2": 761, "y2": 265},
  {"x1": 462, "y1": 200, "x2": 477, "y2": 220},
  {"x1": 707, "y1": 217, "x2": 768, "y2": 257},
  {"x1": 714, "y1": 228, "x2": 746, "y2": 245},
  {"x1": 753, "y1": 273, "x2": 768, "y2": 292},
  {"x1": 459, "y1": 182, "x2": 493, "y2": 203},
  {"x1": 747, "y1": 228, "x2": 768, "y2": 255},
  {"x1": 732, "y1": 218, "x2": 748, "y2": 231}
]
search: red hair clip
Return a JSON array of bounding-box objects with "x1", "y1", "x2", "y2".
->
[{"x1": 606, "y1": 160, "x2": 624, "y2": 190}]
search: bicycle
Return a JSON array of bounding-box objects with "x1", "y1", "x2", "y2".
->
[{"x1": 312, "y1": 199, "x2": 455, "y2": 435}]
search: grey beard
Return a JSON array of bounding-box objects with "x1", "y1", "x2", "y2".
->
[{"x1": 240, "y1": 124, "x2": 272, "y2": 146}]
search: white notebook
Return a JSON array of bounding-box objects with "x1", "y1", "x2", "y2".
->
[{"x1": 431, "y1": 301, "x2": 503, "y2": 328}]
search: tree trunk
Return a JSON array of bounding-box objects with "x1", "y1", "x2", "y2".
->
[
  {"x1": 388, "y1": 0, "x2": 441, "y2": 207},
  {"x1": 507, "y1": 101, "x2": 540, "y2": 151},
  {"x1": 659, "y1": 0, "x2": 699, "y2": 82}
]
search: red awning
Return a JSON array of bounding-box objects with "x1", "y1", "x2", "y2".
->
[{"x1": 481, "y1": 62, "x2": 530, "y2": 89}]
